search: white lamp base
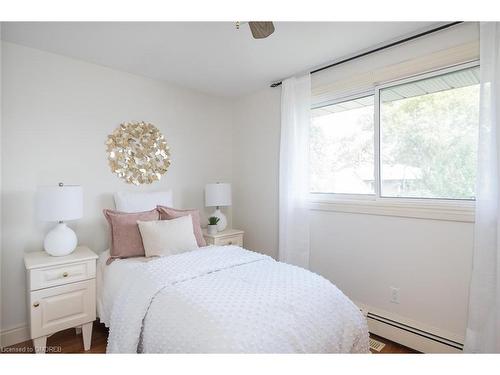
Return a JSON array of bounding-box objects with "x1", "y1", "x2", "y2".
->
[
  {"x1": 44, "y1": 222, "x2": 78, "y2": 257},
  {"x1": 211, "y1": 208, "x2": 227, "y2": 232}
]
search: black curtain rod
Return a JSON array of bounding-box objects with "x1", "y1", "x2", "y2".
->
[{"x1": 270, "y1": 21, "x2": 463, "y2": 88}]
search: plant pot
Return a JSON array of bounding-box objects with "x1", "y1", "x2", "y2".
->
[{"x1": 207, "y1": 224, "x2": 218, "y2": 235}]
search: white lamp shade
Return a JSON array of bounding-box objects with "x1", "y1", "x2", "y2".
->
[
  {"x1": 205, "y1": 183, "x2": 232, "y2": 207},
  {"x1": 36, "y1": 185, "x2": 83, "y2": 222}
]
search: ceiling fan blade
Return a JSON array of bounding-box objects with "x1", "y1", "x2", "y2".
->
[{"x1": 248, "y1": 22, "x2": 275, "y2": 39}]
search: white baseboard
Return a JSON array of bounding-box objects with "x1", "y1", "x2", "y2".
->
[
  {"x1": 355, "y1": 301, "x2": 464, "y2": 353},
  {"x1": 1, "y1": 324, "x2": 30, "y2": 348},
  {"x1": 367, "y1": 316, "x2": 462, "y2": 353}
]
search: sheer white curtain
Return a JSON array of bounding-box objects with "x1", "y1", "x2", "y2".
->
[
  {"x1": 465, "y1": 22, "x2": 500, "y2": 353},
  {"x1": 279, "y1": 74, "x2": 311, "y2": 268}
]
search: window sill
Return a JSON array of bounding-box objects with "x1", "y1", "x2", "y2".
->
[{"x1": 308, "y1": 197, "x2": 475, "y2": 223}]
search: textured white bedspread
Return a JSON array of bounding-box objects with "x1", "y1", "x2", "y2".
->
[{"x1": 106, "y1": 246, "x2": 369, "y2": 353}]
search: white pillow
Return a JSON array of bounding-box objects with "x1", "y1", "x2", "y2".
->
[
  {"x1": 114, "y1": 190, "x2": 173, "y2": 213},
  {"x1": 137, "y1": 215, "x2": 198, "y2": 257}
]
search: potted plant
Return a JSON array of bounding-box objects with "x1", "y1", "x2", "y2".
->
[{"x1": 207, "y1": 216, "x2": 220, "y2": 235}]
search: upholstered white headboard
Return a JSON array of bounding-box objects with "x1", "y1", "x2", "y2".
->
[{"x1": 113, "y1": 190, "x2": 173, "y2": 212}]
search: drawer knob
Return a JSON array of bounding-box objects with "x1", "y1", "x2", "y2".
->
[
  {"x1": 33, "y1": 302, "x2": 40, "y2": 308},
  {"x1": 62, "y1": 272, "x2": 69, "y2": 278}
]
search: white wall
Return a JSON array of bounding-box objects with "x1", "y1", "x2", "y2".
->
[
  {"x1": 232, "y1": 88, "x2": 281, "y2": 259},
  {"x1": 0, "y1": 25, "x2": 3, "y2": 345},
  {"x1": 0, "y1": 42, "x2": 233, "y2": 337},
  {"x1": 309, "y1": 211, "x2": 473, "y2": 342},
  {"x1": 231, "y1": 86, "x2": 474, "y2": 344}
]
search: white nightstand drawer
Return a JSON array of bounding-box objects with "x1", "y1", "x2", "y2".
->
[
  {"x1": 203, "y1": 229, "x2": 244, "y2": 248},
  {"x1": 29, "y1": 279, "x2": 96, "y2": 339},
  {"x1": 29, "y1": 260, "x2": 96, "y2": 291},
  {"x1": 215, "y1": 236, "x2": 243, "y2": 246}
]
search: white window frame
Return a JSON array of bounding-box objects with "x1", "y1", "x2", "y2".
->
[{"x1": 309, "y1": 60, "x2": 479, "y2": 222}]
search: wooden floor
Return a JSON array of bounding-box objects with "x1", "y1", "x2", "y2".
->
[
  {"x1": 3, "y1": 321, "x2": 109, "y2": 354},
  {"x1": 3, "y1": 321, "x2": 417, "y2": 354},
  {"x1": 370, "y1": 334, "x2": 418, "y2": 354}
]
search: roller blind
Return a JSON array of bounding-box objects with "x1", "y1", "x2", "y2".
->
[{"x1": 311, "y1": 22, "x2": 479, "y2": 106}]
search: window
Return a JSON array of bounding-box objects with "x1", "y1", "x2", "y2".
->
[
  {"x1": 310, "y1": 96, "x2": 374, "y2": 194},
  {"x1": 310, "y1": 63, "x2": 480, "y2": 201},
  {"x1": 380, "y1": 67, "x2": 479, "y2": 199}
]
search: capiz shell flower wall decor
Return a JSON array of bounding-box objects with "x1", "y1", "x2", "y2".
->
[{"x1": 106, "y1": 121, "x2": 171, "y2": 185}]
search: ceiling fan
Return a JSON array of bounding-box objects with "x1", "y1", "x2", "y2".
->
[{"x1": 236, "y1": 21, "x2": 275, "y2": 39}]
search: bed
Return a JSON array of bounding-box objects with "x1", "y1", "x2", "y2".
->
[{"x1": 97, "y1": 245, "x2": 369, "y2": 353}]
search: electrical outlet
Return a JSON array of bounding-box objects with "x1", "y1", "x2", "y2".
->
[{"x1": 390, "y1": 287, "x2": 400, "y2": 304}]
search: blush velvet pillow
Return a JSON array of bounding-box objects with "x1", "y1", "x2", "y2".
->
[
  {"x1": 157, "y1": 206, "x2": 206, "y2": 247},
  {"x1": 103, "y1": 208, "x2": 160, "y2": 263},
  {"x1": 138, "y1": 215, "x2": 199, "y2": 257}
]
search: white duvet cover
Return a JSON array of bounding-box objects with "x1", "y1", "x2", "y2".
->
[{"x1": 101, "y1": 246, "x2": 369, "y2": 353}]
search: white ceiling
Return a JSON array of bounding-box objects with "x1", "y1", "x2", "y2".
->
[{"x1": 1, "y1": 22, "x2": 438, "y2": 97}]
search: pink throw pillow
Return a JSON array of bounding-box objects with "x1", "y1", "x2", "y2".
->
[
  {"x1": 157, "y1": 206, "x2": 206, "y2": 247},
  {"x1": 104, "y1": 208, "x2": 160, "y2": 263}
]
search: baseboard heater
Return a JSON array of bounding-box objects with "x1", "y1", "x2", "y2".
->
[{"x1": 366, "y1": 312, "x2": 464, "y2": 353}]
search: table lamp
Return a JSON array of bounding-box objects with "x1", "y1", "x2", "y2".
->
[
  {"x1": 36, "y1": 183, "x2": 83, "y2": 256},
  {"x1": 205, "y1": 183, "x2": 231, "y2": 231}
]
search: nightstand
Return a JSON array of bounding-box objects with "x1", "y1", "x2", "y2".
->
[
  {"x1": 203, "y1": 228, "x2": 244, "y2": 247},
  {"x1": 23, "y1": 246, "x2": 98, "y2": 353}
]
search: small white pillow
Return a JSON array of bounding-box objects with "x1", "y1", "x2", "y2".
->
[
  {"x1": 114, "y1": 190, "x2": 173, "y2": 213},
  {"x1": 137, "y1": 215, "x2": 198, "y2": 257}
]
